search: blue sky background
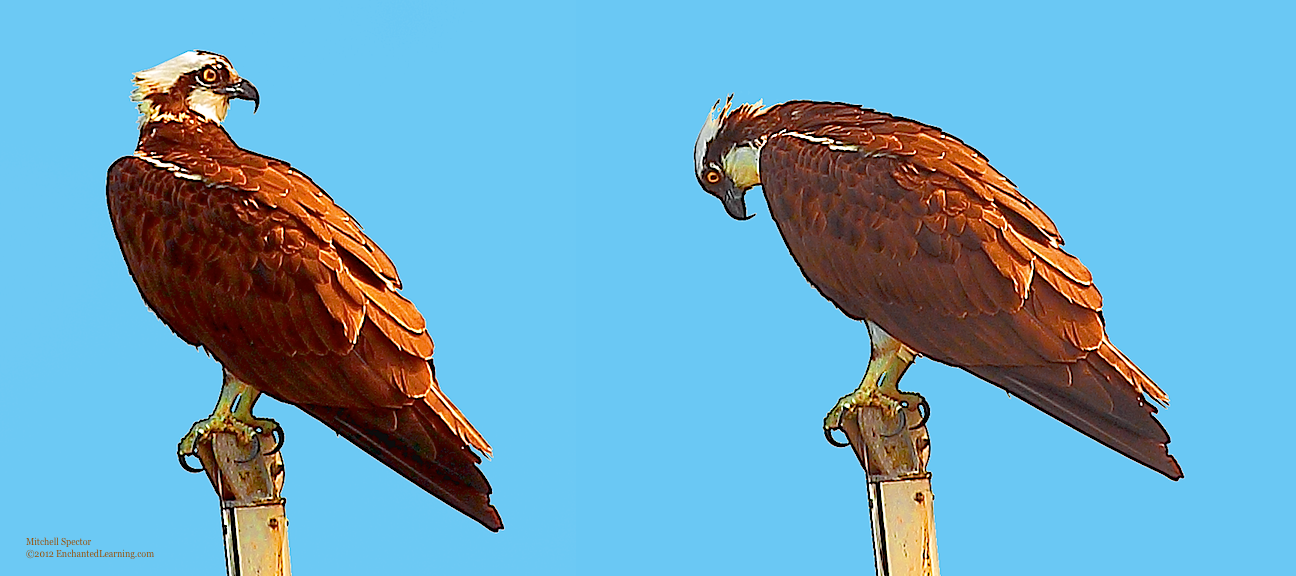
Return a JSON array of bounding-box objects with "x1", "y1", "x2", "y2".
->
[{"x1": 2, "y1": 1, "x2": 1292, "y2": 574}]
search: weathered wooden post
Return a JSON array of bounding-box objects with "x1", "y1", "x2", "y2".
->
[
  {"x1": 840, "y1": 402, "x2": 939, "y2": 576},
  {"x1": 194, "y1": 432, "x2": 293, "y2": 576}
]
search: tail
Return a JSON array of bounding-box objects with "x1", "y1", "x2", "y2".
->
[
  {"x1": 299, "y1": 399, "x2": 504, "y2": 531},
  {"x1": 965, "y1": 339, "x2": 1183, "y2": 480}
]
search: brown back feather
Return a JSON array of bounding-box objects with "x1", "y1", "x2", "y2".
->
[
  {"x1": 755, "y1": 127, "x2": 1177, "y2": 478},
  {"x1": 107, "y1": 116, "x2": 498, "y2": 523}
]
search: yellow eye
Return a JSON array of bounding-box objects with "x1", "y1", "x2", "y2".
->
[
  {"x1": 200, "y1": 67, "x2": 219, "y2": 84},
  {"x1": 704, "y1": 169, "x2": 722, "y2": 184}
]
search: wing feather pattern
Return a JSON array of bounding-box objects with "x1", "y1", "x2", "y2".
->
[
  {"x1": 108, "y1": 120, "x2": 501, "y2": 528},
  {"x1": 759, "y1": 133, "x2": 1181, "y2": 479}
]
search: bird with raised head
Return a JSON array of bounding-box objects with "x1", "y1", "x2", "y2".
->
[{"x1": 107, "y1": 51, "x2": 503, "y2": 529}]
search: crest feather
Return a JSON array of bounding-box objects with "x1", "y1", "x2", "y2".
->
[
  {"x1": 694, "y1": 96, "x2": 771, "y2": 176},
  {"x1": 694, "y1": 95, "x2": 730, "y2": 176}
]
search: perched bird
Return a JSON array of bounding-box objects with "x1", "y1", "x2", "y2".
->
[
  {"x1": 107, "y1": 51, "x2": 503, "y2": 529},
  {"x1": 693, "y1": 97, "x2": 1181, "y2": 479}
]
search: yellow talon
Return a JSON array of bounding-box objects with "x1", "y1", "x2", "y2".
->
[
  {"x1": 176, "y1": 370, "x2": 278, "y2": 459},
  {"x1": 823, "y1": 322, "x2": 925, "y2": 443}
]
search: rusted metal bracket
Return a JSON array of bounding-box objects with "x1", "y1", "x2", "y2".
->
[
  {"x1": 841, "y1": 404, "x2": 940, "y2": 576},
  {"x1": 195, "y1": 432, "x2": 292, "y2": 576}
]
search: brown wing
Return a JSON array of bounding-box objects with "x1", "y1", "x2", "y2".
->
[
  {"x1": 759, "y1": 134, "x2": 1182, "y2": 479},
  {"x1": 107, "y1": 154, "x2": 502, "y2": 529}
]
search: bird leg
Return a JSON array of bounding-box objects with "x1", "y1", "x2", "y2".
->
[
  {"x1": 177, "y1": 370, "x2": 282, "y2": 468},
  {"x1": 824, "y1": 323, "x2": 924, "y2": 446}
]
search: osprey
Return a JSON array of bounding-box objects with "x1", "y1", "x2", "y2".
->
[
  {"x1": 107, "y1": 51, "x2": 503, "y2": 529},
  {"x1": 694, "y1": 97, "x2": 1181, "y2": 480}
]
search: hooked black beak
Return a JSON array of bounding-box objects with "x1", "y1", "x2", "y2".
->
[
  {"x1": 216, "y1": 79, "x2": 260, "y2": 113},
  {"x1": 721, "y1": 182, "x2": 755, "y2": 221}
]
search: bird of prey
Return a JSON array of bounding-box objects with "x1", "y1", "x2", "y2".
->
[
  {"x1": 107, "y1": 51, "x2": 503, "y2": 529},
  {"x1": 693, "y1": 97, "x2": 1181, "y2": 480}
]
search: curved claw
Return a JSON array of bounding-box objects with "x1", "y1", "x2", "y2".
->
[
  {"x1": 178, "y1": 451, "x2": 204, "y2": 473},
  {"x1": 262, "y1": 424, "x2": 285, "y2": 456},
  {"x1": 233, "y1": 433, "x2": 262, "y2": 463},
  {"x1": 880, "y1": 409, "x2": 908, "y2": 437},
  {"x1": 909, "y1": 398, "x2": 931, "y2": 430},
  {"x1": 824, "y1": 426, "x2": 851, "y2": 448}
]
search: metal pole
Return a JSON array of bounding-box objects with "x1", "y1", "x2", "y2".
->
[
  {"x1": 195, "y1": 432, "x2": 293, "y2": 576},
  {"x1": 841, "y1": 404, "x2": 939, "y2": 576}
]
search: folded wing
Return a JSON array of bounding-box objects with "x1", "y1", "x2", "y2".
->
[
  {"x1": 759, "y1": 131, "x2": 1180, "y2": 479},
  {"x1": 107, "y1": 149, "x2": 502, "y2": 528}
]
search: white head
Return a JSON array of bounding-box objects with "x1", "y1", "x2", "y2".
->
[
  {"x1": 694, "y1": 96, "x2": 731, "y2": 178},
  {"x1": 694, "y1": 96, "x2": 768, "y2": 220},
  {"x1": 131, "y1": 50, "x2": 259, "y2": 125}
]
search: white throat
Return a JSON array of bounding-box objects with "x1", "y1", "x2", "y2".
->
[
  {"x1": 186, "y1": 88, "x2": 230, "y2": 123},
  {"x1": 131, "y1": 51, "x2": 234, "y2": 124},
  {"x1": 722, "y1": 144, "x2": 763, "y2": 190}
]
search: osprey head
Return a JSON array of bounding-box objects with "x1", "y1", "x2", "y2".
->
[
  {"x1": 132, "y1": 51, "x2": 259, "y2": 124},
  {"x1": 694, "y1": 95, "x2": 767, "y2": 221}
]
